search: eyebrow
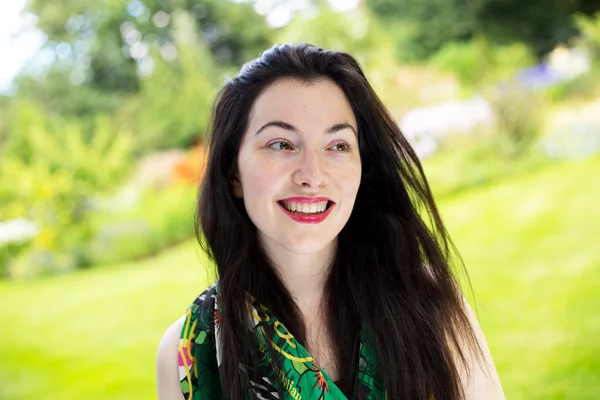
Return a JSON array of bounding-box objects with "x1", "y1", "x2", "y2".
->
[{"x1": 255, "y1": 120, "x2": 357, "y2": 137}]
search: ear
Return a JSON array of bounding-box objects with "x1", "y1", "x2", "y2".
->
[{"x1": 231, "y1": 177, "x2": 243, "y2": 198}]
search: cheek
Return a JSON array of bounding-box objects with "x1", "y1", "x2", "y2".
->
[
  {"x1": 239, "y1": 156, "x2": 280, "y2": 202},
  {"x1": 338, "y1": 161, "x2": 362, "y2": 197},
  {"x1": 245, "y1": 174, "x2": 273, "y2": 200}
]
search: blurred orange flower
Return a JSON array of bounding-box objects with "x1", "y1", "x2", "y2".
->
[{"x1": 172, "y1": 145, "x2": 208, "y2": 185}]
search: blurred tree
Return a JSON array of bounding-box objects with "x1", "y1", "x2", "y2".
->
[
  {"x1": 367, "y1": 0, "x2": 600, "y2": 59},
  {"x1": 366, "y1": 0, "x2": 478, "y2": 60},
  {"x1": 428, "y1": 39, "x2": 535, "y2": 90},
  {"x1": 19, "y1": 0, "x2": 272, "y2": 117},
  {"x1": 117, "y1": 10, "x2": 220, "y2": 151},
  {"x1": 477, "y1": 0, "x2": 600, "y2": 57},
  {"x1": 275, "y1": 3, "x2": 400, "y2": 105},
  {"x1": 16, "y1": 69, "x2": 127, "y2": 116},
  {"x1": 274, "y1": 3, "x2": 435, "y2": 114},
  {"x1": 276, "y1": 4, "x2": 396, "y2": 70},
  {"x1": 574, "y1": 10, "x2": 600, "y2": 58}
]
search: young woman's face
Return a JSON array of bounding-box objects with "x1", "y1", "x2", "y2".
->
[{"x1": 235, "y1": 78, "x2": 362, "y2": 256}]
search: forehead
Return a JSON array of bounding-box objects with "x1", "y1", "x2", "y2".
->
[{"x1": 247, "y1": 78, "x2": 357, "y2": 130}]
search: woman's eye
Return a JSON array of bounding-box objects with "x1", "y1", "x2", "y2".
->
[
  {"x1": 329, "y1": 143, "x2": 351, "y2": 152},
  {"x1": 269, "y1": 141, "x2": 293, "y2": 151}
]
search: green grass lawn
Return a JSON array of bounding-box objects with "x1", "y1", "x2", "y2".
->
[{"x1": 1, "y1": 155, "x2": 598, "y2": 399}]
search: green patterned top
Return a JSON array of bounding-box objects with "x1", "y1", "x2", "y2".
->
[{"x1": 178, "y1": 282, "x2": 386, "y2": 399}]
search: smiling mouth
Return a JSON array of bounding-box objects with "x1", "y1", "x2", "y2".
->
[{"x1": 277, "y1": 200, "x2": 333, "y2": 215}]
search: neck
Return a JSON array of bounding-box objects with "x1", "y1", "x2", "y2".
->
[{"x1": 261, "y1": 237, "x2": 335, "y2": 312}]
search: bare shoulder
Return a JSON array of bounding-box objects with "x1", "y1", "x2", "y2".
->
[
  {"x1": 459, "y1": 297, "x2": 506, "y2": 400},
  {"x1": 156, "y1": 315, "x2": 187, "y2": 400}
]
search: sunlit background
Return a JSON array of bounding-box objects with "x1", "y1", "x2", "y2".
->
[{"x1": 1, "y1": 0, "x2": 599, "y2": 399}]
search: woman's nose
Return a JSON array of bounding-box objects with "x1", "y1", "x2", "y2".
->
[{"x1": 292, "y1": 150, "x2": 328, "y2": 188}]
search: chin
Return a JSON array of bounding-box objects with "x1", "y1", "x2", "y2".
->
[
  {"x1": 282, "y1": 239, "x2": 333, "y2": 256},
  {"x1": 262, "y1": 232, "x2": 336, "y2": 256}
]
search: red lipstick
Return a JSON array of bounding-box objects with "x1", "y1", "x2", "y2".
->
[
  {"x1": 280, "y1": 196, "x2": 331, "y2": 203},
  {"x1": 277, "y1": 197, "x2": 334, "y2": 224}
]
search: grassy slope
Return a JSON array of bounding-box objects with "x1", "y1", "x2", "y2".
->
[
  {"x1": 0, "y1": 244, "x2": 214, "y2": 399},
  {"x1": 0, "y1": 155, "x2": 598, "y2": 399},
  {"x1": 437, "y1": 155, "x2": 600, "y2": 399}
]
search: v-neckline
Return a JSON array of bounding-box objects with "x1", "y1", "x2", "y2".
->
[
  {"x1": 212, "y1": 282, "x2": 386, "y2": 398},
  {"x1": 249, "y1": 298, "x2": 368, "y2": 399}
]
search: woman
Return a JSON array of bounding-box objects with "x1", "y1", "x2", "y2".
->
[{"x1": 156, "y1": 43, "x2": 505, "y2": 400}]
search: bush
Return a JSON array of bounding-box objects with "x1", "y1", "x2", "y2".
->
[
  {"x1": 486, "y1": 85, "x2": 548, "y2": 155},
  {"x1": 0, "y1": 218, "x2": 38, "y2": 278},
  {"x1": 84, "y1": 184, "x2": 196, "y2": 266},
  {"x1": 544, "y1": 68, "x2": 600, "y2": 102},
  {"x1": 424, "y1": 128, "x2": 552, "y2": 198},
  {"x1": 574, "y1": 12, "x2": 600, "y2": 59},
  {"x1": 429, "y1": 39, "x2": 536, "y2": 91},
  {"x1": 0, "y1": 100, "x2": 134, "y2": 277}
]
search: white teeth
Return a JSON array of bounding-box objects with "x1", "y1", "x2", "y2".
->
[{"x1": 281, "y1": 201, "x2": 329, "y2": 214}]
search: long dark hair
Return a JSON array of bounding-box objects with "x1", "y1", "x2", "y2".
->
[{"x1": 196, "y1": 43, "x2": 483, "y2": 400}]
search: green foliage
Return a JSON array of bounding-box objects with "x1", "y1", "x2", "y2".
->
[
  {"x1": 15, "y1": 69, "x2": 128, "y2": 117},
  {"x1": 277, "y1": 6, "x2": 394, "y2": 66},
  {"x1": 26, "y1": 0, "x2": 141, "y2": 95},
  {"x1": 84, "y1": 184, "x2": 196, "y2": 266},
  {"x1": 424, "y1": 130, "x2": 551, "y2": 198},
  {"x1": 1, "y1": 98, "x2": 198, "y2": 276},
  {"x1": 0, "y1": 100, "x2": 134, "y2": 277},
  {"x1": 187, "y1": 0, "x2": 273, "y2": 66},
  {"x1": 574, "y1": 11, "x2": 600, "y2": 58},
  {"x1": 488, "y1": 85, "x2": 548, "y2": 156},
  {"x1": 2, "y1": 100, "x2": 133, "y2": 190},
  {"x1": 0, "y1": 96, "x2": 10, "y2": 150},
  {"x1": 275, "y1": 5, "x2": 398, "y2": 102},
  {"x1": 16, "y1": 0, "x2": 262, "y2": 152},
  {"x1": 117, "y1": 10, "x2": 219, "y2": 152},
  {"x1": 4, "y1": 1, "x2": 266, "y2": 276},
  {"x1": 427, "y1": 40, "x2": 542, "y2": 156},
  {"x1": 367, "y1": 0, "x2": 600, "y2": 59},
  {"x1": 476, "y1": 1, "x2": 581, "y2": 57},
  {"x1": 429, "y1": 40, "x2": 536, "y2": 90},
  {"x1": 428, "y1": 41, "x2": 487, "y2": 90},
  {"x1": 544, "y1": 68, "x2": 600, "y2": 102},
  {"x1": 492, "y1": 43, "x2": 538, "y2": 83},
  {"x1": 22, "y1": 0, "x2": 272, "y2": 118},
  {"x1": 0, "y1": 235, "x2": 35, "y2": 279},
  {"x1": 366, "y1": 0, "x2": 478, "y2": 60}
]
